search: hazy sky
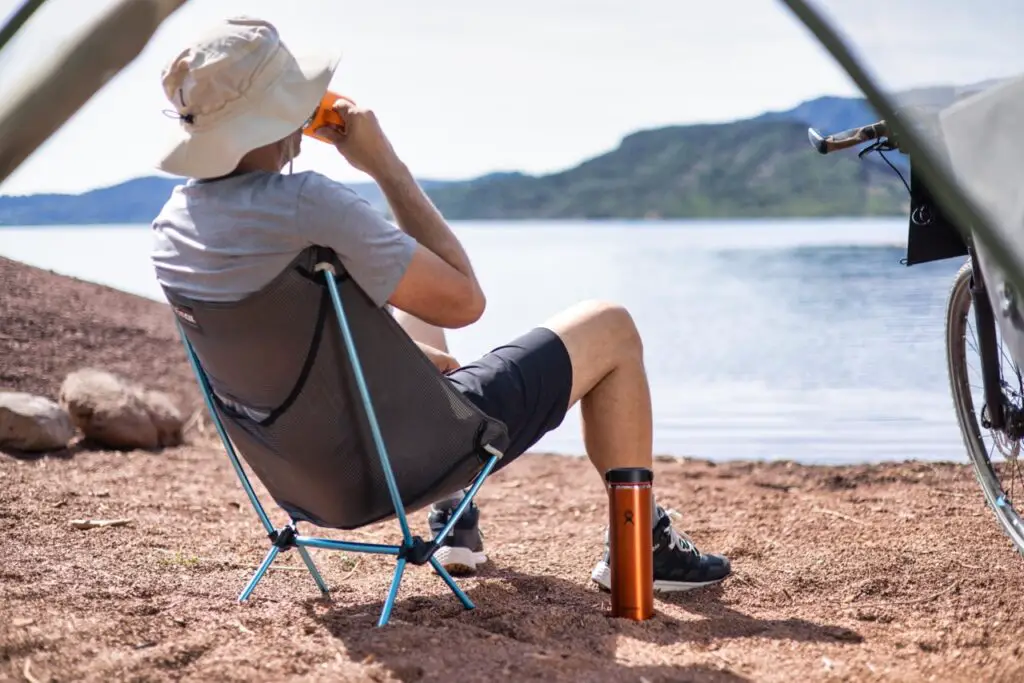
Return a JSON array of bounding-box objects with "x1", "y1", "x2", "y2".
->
[{"x1": 0, "y1": 0, "x2": 1019, "y2": 195}]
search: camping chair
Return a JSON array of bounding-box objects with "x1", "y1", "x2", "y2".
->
[{"x1": 163, "y1": 246, "x2": 510, "y2": 627}]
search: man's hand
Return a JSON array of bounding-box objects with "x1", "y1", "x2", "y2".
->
[
  {"x1": 415, "y1": 341, "x2": 460, "y2": 373},
  {"x1": 315, "y1": 99, "x2": 401, "y2": 180}
]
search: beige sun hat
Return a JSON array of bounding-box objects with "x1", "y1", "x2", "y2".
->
[{"x1": 156, "y1": 16, "x2": 340, "y2": 179}]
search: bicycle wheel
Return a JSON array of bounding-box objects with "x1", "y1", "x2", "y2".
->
[{"x1": 946, "y1": 260, "x2": 1024, "y2": 555}]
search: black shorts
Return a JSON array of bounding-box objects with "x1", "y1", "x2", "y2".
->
[{"x1": 445, "y1": 327, "x2": 573, "y2": 472}]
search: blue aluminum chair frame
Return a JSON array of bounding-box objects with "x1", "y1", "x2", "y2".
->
[{"x1": 177, "y1": 261, "x2": 503, "y2": 627}]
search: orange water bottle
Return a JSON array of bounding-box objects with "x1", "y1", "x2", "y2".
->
[
  {"x1": 302, "y1": 90, "x2": 354, "y2": 143},
  {"x1": 606, "y1": 467, "x2": 655, "y2": 621}
]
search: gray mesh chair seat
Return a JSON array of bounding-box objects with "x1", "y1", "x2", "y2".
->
[{"x1": 165, "y1": 246, "x2": 509, "y2": 626}]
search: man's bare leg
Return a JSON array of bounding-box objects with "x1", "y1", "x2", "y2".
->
[
  {"x1": 540, "y1": 300, "x2": 731, "y2": 592},
  {"x1": 540, "y1": 300, "x2": 653, "y2": 479},
  {"x1": 392, "y1": 309, "x2": 449, "y2": 352}
]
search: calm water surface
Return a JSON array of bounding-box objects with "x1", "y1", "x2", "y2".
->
[{"x1": 0, "y1": 218, "x2": 967, "y2": 464}]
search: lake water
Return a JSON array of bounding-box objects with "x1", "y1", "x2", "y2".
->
[{"x1": 0, "y1": 219, "x2": 969, "y2": 465}]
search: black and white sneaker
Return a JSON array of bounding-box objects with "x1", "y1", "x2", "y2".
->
[
  {"x1": 590, "y1": 506, "x2": 731, "y2": 593},
  {"x1": 427, "y1": 498, "x2": 487, "y2": 575}
]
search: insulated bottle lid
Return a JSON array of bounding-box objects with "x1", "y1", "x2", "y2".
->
[{"x1": 605, "y1": 467, "x2": 653, "y2": 484}]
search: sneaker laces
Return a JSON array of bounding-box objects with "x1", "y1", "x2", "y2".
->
[{"x1": 660, "y1": 507, "x2": 698, "y2": 555}]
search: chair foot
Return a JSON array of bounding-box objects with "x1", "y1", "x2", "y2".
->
[
  {"x1": 239, "y1": 545, "x2": 280, "y2": 603},
  {"x1": 429, "y1": 556, "x2": 475, "y2": 610},
  {"x1": 296, "y1": 546, "x2": 331, "y2": 597}
]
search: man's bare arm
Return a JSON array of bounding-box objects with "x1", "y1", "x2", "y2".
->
[
  {"x1": 377, "y1": 160, "x2": 476, "y2": 283},
  {"x1": 316, "y1": 101, "x2": 485, "y2": 327},
  {"x1": 375, "y1": 162, "x2": 485, "y2": 324}
]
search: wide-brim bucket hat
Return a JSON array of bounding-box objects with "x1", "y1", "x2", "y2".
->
[{"x1": 156, "y1": 16, "x2": 340, "y2": 179}]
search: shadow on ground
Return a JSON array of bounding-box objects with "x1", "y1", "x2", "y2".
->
[{"x1": 305, "y1": 568, "x2": 861, "y2": 683}]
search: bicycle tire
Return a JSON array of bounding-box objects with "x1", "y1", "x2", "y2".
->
[{"x1": 946, "y1": 259, "x2": 1024, "y2": 555}]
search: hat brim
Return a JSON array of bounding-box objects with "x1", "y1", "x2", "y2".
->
[{"x1": 156, "y1": 50, "x2": 340, "y2": 179}]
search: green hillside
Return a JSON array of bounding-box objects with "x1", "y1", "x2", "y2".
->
[{"x1": 427, "y1": 119, "x2": 907, "y2": 219}]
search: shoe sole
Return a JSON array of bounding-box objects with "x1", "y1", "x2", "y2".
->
[
  {"x1": 434, "y1": 546, "x2": 487, "y2": 575},
  {"x1": 589, "y1": 560, "x2": 727, "y2": 593}
]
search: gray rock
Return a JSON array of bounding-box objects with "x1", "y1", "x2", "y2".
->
[
  {"x1": 59, "y1": 369, "x2": 183, "y2": 450},
  {"x1": 0, "y1": 392, "x2": 75, "y2": 452}
]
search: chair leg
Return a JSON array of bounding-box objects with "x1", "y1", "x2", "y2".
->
[
  {"x1": 429, "y1": 555, "x2": 475, "y2": 610},
  {"x1": 296, "y1": 546, "x2": 330, "y2": 598},
  {"x1": 377, "y1": 557, "x2": 408, "y2": 627},
  {"x1": 239, "y1": 545, "x2": 280, "y2": 602}
]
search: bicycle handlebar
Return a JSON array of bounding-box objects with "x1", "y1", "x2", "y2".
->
[{"x1": 807, "y1": 119, "x2": 888, "y2": 155}]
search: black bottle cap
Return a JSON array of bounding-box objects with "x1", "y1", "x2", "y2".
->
[{"x1": 605, "y1": 467, "x2": 654, "y2": 484}]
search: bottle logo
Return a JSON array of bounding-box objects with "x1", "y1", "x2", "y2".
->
[{"x1": 624, "y1": 509, "x2": 634, "y2": 525}]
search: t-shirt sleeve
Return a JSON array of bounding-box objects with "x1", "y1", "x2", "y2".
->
[{"x1": 295, "y1": 172, "x2": 418, "y2": 306}]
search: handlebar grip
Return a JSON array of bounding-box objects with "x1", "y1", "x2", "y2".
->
[{"x1": 807, "y1": 120, "x2": 887, "y2": 154}]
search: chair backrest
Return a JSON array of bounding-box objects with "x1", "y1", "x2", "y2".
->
[{"x1": 164, "y1": 247, "x2": 508, "y2": 530}]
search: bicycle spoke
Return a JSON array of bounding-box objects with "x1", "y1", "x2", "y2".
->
[{"x1": 1010, "y1": 449, "x2": 1016, "y2": 502}]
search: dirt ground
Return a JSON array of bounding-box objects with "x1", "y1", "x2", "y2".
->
[{"x1": 3, "y1": 255, "x2": 1024, "y2": 683}]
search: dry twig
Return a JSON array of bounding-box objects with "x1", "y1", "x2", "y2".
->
[
  {"x1": 812, "y1": 507, "x2": 866, "y2": 525},
  {"x1": 23, "y1": 658, "x2": 42, "y2": 683},
  {"x1": 69, "y1": 519, "x2": 132, "y2": 530}
]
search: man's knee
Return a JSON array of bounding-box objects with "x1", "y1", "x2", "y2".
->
[
  {"x1": 546, "y1": 299, "x2": 644, "y2": 358},
  {"x1": 577, "y1": 299, "x2": 638, "y2": 350}
]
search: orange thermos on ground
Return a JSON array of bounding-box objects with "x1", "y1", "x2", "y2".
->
[{"x1": 605, "y1": 467, "x2": 655, "y2": 621}]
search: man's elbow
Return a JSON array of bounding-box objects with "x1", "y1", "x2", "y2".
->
[{"x1": 447, "y1": 287, "x2": 485, "y2": 328}]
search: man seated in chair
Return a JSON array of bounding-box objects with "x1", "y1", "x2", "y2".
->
[{"x1": 150, "y1": 16, "x2": 731, "y2": 593}]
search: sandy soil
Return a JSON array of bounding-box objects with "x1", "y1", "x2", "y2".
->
[{"x1": 3, "y1": 255, "x2": 1024, "y2": 683}]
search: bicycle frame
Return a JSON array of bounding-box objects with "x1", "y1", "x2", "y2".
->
[{"x1": 966, "y1": 244, "x2": 1007, "y2": 430}]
